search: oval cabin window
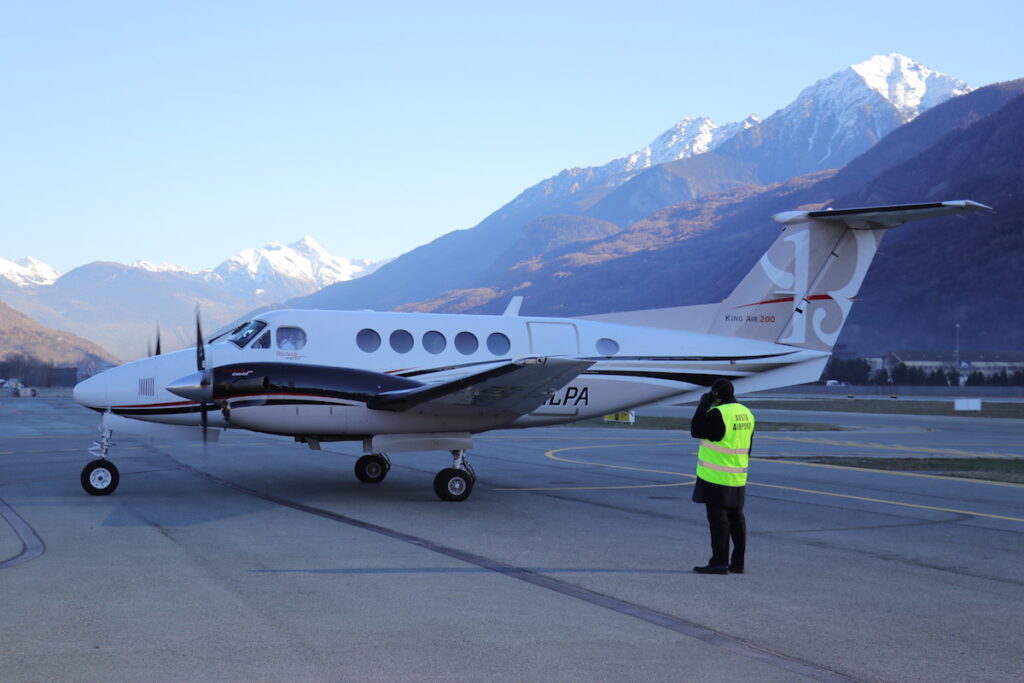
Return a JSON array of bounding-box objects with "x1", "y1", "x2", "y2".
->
[
  {"x1": 422, "y1": 330, "x2": 446, "y2": 354},
  {"x1": 356, "y1": 328, "x2": 381, "y2": 353},
  {"x1": 390, "y1": 329, "x2": 414, "y2": 353},
  {"x1": 487, "y1": 332, "x2": 511, "y2": 355},
  {"x1": 454, "y1": 331, "x2": 479, "y2": 355}
]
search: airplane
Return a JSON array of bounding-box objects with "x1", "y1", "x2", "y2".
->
[{"x1": 72, "y1": 199, "x2": 991, "y2": 501}]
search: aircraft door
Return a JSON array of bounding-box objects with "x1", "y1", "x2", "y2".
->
[{"x1": 527, "y1": 322, "x2": 579, "y2": 356}]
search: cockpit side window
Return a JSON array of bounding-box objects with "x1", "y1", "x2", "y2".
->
[
  {"x1": 228, "y1": 320, "x2": 267, "y2": 348},
  {"x1": 252, "y1": 331, "x2": 271, "y2": 349},
  {"x1": 276, "y1": 326, "x2": 307, "y2": 350}
]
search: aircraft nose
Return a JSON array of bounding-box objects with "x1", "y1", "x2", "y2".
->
[
  {"x1": 166, "y1": 371, "x2": 213, "y2": 403},
  {"x1": 73, "y1": 373, "x2": 109, "y2": 408}
]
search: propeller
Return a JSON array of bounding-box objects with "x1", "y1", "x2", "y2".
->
[
  {"x1": 195, "y1": 307, "x2": 210, "y2": 446},
  {"x1": 147, "y1": 324, "x2": 163, "y2": 358}
]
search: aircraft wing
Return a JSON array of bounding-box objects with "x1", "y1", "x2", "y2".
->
[{"x1": 367, "y1": 357, "x2": 594, "y2": 417}]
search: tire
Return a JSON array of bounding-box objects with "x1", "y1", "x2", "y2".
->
[
  {"x1": 433, "y1": 468, "x2": 474, "y2": 502},
  {"x1": 81, "y1": 459, "x2": 119, "y2": 496},
  {"x1": 354, "y1": 454, "x2": 389, "y2": 484}
]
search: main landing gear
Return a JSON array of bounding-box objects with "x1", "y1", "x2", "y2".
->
[
  {"x1": 354, "y1": 453, "x2": 391, "y2": 484},
  {"x1": 81, "y1": 426, "x2": 119, "y2": 496},
  {"x1": 353, "y1": 449, "x2": 476, "y2": 502},
  {"x1": 433, "y1": 450, "x2": 475, "y2": 503}
]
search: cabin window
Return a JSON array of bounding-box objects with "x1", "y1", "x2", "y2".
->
[
  {"x1": 487, "y1": 332, "x2": 511, "y2": 355},
  {"x1": 454, "y1": 331, "x2": 478, "y2": 355},
  {"x1": 357, "y1": 328, "x2": 381, "y2": 352},
  {"x1": 596, "y1": 338, "x2": 620, "y2": 356},
  {"x1": 252, "y1": 331, "x2": 271, "y2": 349},
  {"x1": 422, "y1": 330, "x2": 446, "y2": 354},
  {"x1": 276, "y1": 326, "x2": 307, "y2": 350},
  {"x1": 390, "y1": 329, "x2": 414, "y2": 353}
]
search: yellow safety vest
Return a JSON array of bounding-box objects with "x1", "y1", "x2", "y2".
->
[{"x1": 696, "y1": 403, "x2": 754, "y2": 487}]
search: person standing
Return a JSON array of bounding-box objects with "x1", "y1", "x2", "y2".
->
[{"x1": 690, "y1": 378, "x2": 754, "y2": 575}]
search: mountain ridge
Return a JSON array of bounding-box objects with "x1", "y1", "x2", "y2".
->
[{"x1": 291, "y1": 54, "x2": 971, "y2": 314}]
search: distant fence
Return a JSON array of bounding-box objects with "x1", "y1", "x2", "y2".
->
[{"x1": 761, "y1": 385, "x2": 1024, "y2": 399}]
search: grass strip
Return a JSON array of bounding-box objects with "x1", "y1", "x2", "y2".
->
[
  {"x1": 800, "y1": 457, "x2": 1024, "y2": 484},
  {"x1": 745, "y1": 399, "x2": 1024, "y2": 420}
]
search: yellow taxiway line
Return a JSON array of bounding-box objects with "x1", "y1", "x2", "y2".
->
[{"x1": 494, "y1": 442, "x2": 1024, "y2": 524}]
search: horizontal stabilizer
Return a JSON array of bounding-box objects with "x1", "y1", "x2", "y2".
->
[
  {"x1": 773, "y1": 200, "x2": 992, "y2": 229},
  {"x1": 368, "y1": 357, "x2": 593, "y2": 416}
]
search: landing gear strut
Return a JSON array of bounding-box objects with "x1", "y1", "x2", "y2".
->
[
  {"x1": 433, "y1": 450, "x2": 475, "y2": 502},
  {"x1": 82, "y1": 425, "x2": 119, "y2": 496}
]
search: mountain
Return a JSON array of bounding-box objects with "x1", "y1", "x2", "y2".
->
[
  {"x1": 211, "y1": 236, "x2": 384, "y2": 300},
  {"x1": 292, "y1": 54, "x2": 970, "y2": 314},
  {"x1": 0, "y1": 299, "x2": 114, "y2": 366},
  {"x1": 440, "y1": 79, "x2": 1024, "y2": 353},
  {"x1": 0, "y1": 236, "x2": 385, "y2": 360},
  {"x1": 0, "y1": 256, "x2": 61, "y2": 287}
]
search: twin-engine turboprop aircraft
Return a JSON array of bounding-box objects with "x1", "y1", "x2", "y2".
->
[{"x1": 73, "y1": 200, "x2": 991, "y2": 501}]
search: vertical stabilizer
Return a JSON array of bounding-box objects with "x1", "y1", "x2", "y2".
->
[{"x1": 706, "y1": 200, "x2": 991, "y2": 351}]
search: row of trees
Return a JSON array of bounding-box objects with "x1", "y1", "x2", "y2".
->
[
  {"x1": 824, "y1": 357, "x2": 1024, "y2": 386},
  {"x1": 0, "y1": 353, "x2": 77, "y2": 387}
]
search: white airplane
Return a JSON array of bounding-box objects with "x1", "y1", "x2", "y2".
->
[{"x1": 73, "y1": 199, "x2": 990, "y2": 501}]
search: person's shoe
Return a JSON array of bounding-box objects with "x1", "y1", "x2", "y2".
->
[
  {"x1": 693, "y1": 565, "x2": 729, "y2": 575},
  {"x1": 728, "y1": 565, "x2": 745, "y2": 574}
]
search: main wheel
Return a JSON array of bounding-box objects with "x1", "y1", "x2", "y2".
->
[
  {"x1": 354, "y1": 454, "x2": 389, "y2": 484},
  {"x1": 81, "y1": 459, "x2": 119, "y2": 496},
  {"x1": 433, "y1": 468, "x2": 474, "y2": 502}
]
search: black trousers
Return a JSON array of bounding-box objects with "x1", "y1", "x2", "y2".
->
[{"x1": 705, "y1": 503, "x2": 746, "y2": 568}]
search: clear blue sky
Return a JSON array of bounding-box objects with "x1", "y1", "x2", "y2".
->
[{"x1": 2, "y1": 0, "x2": 1022, "y2": 273}]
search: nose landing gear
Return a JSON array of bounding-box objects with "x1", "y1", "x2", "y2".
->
[{"x1": 82, "y1": 425, "x2": 119, "y2": 495}]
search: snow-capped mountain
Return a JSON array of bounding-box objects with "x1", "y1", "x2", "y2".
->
[
  {"x1": 519, "y1": 54, "x2": 968, "y2": 208},
  {"x1": 738, "y1": 53, "x2": 972, "y2": 176},
  {"x1": 0, "y1": 236, "x2": 388, "y2": 360},
  {"x1": 292, "y1": 54, "x2": 977, "y2": 315},
  {"x1": 852, "y1": 53, "x2": 970, "y2": 120},
  {"x1": 213, "y1": 236, "x2": 382, "y2": 299},
  {"x1": 0, "y1": 256, "x2": 61, "y2": 287}
]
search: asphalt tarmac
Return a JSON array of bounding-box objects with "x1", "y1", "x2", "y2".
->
[{"x1": 2, "y1": 398, "x2": 1022, "y2": 682}]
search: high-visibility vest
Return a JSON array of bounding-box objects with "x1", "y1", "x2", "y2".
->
[{"x1": 696, "y1": 403, "x2": 754, "y2": 487}]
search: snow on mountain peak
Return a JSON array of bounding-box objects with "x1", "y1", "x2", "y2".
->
[
  {"x1": 212, "y1": 236, "x2": 381, "y2": 298},
  {"x1": 129, "y1": 260, "x2": 196, "y2": 275},
  {"x1": 0, "y1": 256, "x2": 61, "y2": 287},
  {"x1": 850, "y1": 53, "x2": 971, "y2": 118}
]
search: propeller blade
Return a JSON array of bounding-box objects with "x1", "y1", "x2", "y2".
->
[
  {"x1": 194, "y1": 306, "x2": 213, "y2": 455},
  {"x1": 155, "y1": 324, "x2": 162, "y2": 356},
  {"x1": 195, "y1": 307, "x2": 206, "y2": 372},
  {"x1": 147, "y1": 340, "x2": 152, "y2": 358}
]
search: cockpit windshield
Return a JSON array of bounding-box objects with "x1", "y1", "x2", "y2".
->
[{"x1": 228, "y1": 320, "x2": 268, "y2": 348}]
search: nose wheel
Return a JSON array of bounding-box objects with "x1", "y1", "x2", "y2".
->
[{"x1": 81, "y1": 459, "x2": 119, "y2": 495}]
